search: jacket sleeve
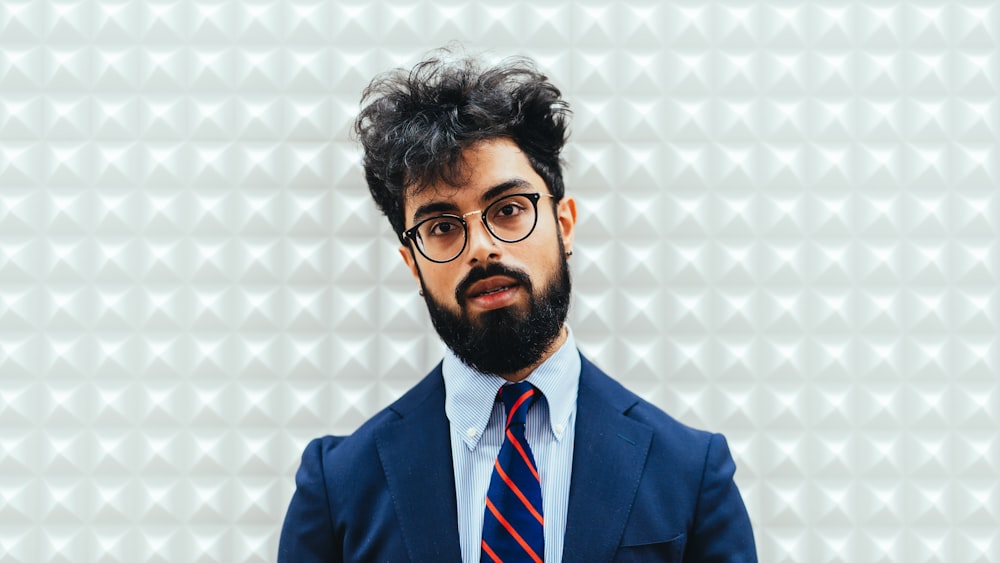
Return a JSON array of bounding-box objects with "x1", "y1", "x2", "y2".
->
[
  {"x1": 685, "y1": 433, "x2": 757, "y2": 562},
  {"x1": 278, "y1": 437, "x2": 342, "y2": 563}
]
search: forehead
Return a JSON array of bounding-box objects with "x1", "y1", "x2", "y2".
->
[{"x1": 401, "y1": 138, "x2": 546, "y2": 221}]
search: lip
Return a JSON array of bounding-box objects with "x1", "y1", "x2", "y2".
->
[{"x1": 465, "y1": 276, "x2": 520, "y2": 310}]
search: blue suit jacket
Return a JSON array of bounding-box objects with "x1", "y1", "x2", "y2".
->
[{"x1": 278, "y1": 354, "x2": 757, "y2": 562}]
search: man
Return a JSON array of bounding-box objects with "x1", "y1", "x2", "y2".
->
[{"x1": 278, "y1": 48, "x2": 757, "y2": 562}]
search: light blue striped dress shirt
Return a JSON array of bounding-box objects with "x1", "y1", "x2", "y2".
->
[{"x1": 442, "y1": 326, "x2": 581, "y2": 563}]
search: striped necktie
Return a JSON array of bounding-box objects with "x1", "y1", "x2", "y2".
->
[{"x1": 481, "y1": 381, "x2": 544, "y2": 563}]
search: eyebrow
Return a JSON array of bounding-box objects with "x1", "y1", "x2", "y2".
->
[{"x1": 410, "y1": 178, "x2": 533, "y2": 223}]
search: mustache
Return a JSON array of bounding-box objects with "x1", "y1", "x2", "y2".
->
[{"x1": 455, "y1": 262, "x2": 533, "y2": 305}]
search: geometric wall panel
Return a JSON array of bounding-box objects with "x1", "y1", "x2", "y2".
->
[{"x1": 1, "y1": 1, "x2": 997, "y2": 561}]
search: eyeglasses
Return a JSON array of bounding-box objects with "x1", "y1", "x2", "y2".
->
[{"x1": 401, "y1": 192, "x2": 555, "y2": 263}]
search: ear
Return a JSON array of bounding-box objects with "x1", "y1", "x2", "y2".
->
[
  {"x1": 399, "y1": 244, "x2": 421, "y2": 284},
  {"x1": 556, "y1": 196, "x2": 577, "y2": 254}
]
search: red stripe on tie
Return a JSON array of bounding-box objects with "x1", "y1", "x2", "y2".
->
[
  {"x1": 495, "y1": 460, "x2": 544, "y2": 525},
  {"x1": 485, "y1": 497, "x2": 543, "y2": 563},
  {"x1": 505, "y1": 388, "x2": 535, "y2": 427},
  {"x1": 507, "y1": 428, "x2": 540, "y2": 481},
  {"x1": 481, "y1": 540, "x2": 503, "y2": 563}
]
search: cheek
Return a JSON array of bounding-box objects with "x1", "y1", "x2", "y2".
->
[
  {"x1": 520, "y1": 240, "x2": 562, "y2": 281},
  {"x1": 535, "y1": 222, "x2": 565, "y2": 258},
  {"x1": 421, "y1": 267, "x2": 462, "y2": 302}
]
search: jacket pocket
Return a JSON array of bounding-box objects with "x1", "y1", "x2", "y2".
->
[{"x1": 613, "y1": 533, "x2": 686, "y2": 563}]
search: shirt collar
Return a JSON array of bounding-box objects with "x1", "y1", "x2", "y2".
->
[{"x1": 443, "y1": 325, "x2": 581, "y2": 451}]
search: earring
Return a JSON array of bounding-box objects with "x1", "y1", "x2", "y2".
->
[
  {"x1": 418, "y1": 288, "x2": 424, "y2": 297},
  {"x1": 565, "y1": 250, "x2": 573, "y2": 258}
]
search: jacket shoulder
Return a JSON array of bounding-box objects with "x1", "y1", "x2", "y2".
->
[
  {"x1": 279, "y1": 365, "x2": 450, "y2": 562},
  {"x1": 577, "y1": 354, "x2": 757, "y2": 560}
]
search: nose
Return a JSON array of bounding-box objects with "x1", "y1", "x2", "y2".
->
[{"x1": 463, "y1": 211, "x2": 500, "y2": 263}]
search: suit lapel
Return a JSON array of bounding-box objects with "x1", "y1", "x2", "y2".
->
[
  {"x1": 562, "y1": 358, "x2": 653, "y2": 561},
  {"x1": 374, "y1": 368, "x2": 462, "y2": 561}
]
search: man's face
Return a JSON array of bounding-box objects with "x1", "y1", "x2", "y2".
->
[{"x1": 399, "y1": 138, "x2": 577, "y2": 379}]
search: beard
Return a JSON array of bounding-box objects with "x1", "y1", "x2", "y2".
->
[{"x1": 420, "y1": 250, "x2": 572, "y2": 377}]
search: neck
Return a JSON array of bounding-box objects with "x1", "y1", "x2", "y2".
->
[{"x1": 499, "y1": 324, "x2": 568, "y2": 383}]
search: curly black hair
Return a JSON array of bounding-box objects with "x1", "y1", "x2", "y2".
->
[{"x1": 353, "y1": 48, "x2": 572, "y2": 242}]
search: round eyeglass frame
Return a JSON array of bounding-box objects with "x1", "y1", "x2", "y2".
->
[{"x1": 401, "y1": 192, "x2": 556, "y2": 263}]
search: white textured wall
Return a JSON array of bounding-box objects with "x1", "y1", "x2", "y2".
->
[{"x1": 1, "y1": 1, "x2": 997, "y2": 561}]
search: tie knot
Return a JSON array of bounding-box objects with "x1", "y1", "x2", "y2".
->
[{"x1": 501, "y1": 381, "x2": 536, "y2": 428}]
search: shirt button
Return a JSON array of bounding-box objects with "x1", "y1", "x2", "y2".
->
[
  {"x1": 466, "y1": 427, "x2": 477, "y2": 438},
  {"x1": 554, "y1": 423, "x2": 565, "y2": 435}
]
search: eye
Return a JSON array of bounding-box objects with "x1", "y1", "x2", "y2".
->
[
  {"x1": 425, "y1": 218, "x2": 462, "y2": 237},
  {"x1": 492, "y1": 200, "x2": 527, "y2": 219}
]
